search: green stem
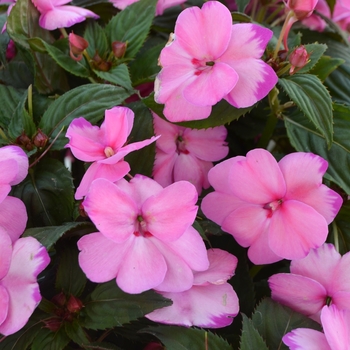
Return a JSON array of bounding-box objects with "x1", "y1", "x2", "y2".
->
[
  {"x1": 28, "y1": 84, "x2": 33, "y2": 119},
  {"x1": 273, "y1": 10, "x2": 295, "y2": 60},
  {"x1": 0, "y1": 127, "x2": 8, "y2": 142},
  {"x1": 59, "y1": 27, "x2": 68, "y2": 38},
  {"x1": 332, "y1": 221, "x2": 339, "y2": 253}
]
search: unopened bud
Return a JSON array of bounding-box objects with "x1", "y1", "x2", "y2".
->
[
  {"x1": 66, "y1": 295, "x2": 84, "y2": 313},
  {"x1": 69, "y1": 33, "x2": 89, "y2": 61},
  {"x1": 92, "y1": 53, "x2": 112, "y2": 72},
  {"x1": 51, "y1": 292, "x2": 67, "y2": 307},
  {"x1": 33, "y1": 129, "x2": 49, "y2": 148},
  {"x1": 43, "y1": 317, "x2": 62, "y2": 332},
  {"x1": 5, "y1": 39, "x2": 16, "y2": 62},
  {"x1": 286, "y1": 0, "x2": 318, "y2": 20},
  {"x1": 289, "y1": 45, "x2": 310, "y2": 75},
  {"x1": 16, "y1": 132, "x2": 34, "y2": 151},
  {"x1": 112, "y1": 41, "x2": 127, "y2": 58}
]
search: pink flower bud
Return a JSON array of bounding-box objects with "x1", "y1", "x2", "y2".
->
[
  {"x1": 5, "y1": 39, "x2": 16, "y2": 61},
  {"x1": 289, "y1": 45, "x2": 310, "y2": 74},
  {"x1": 69, "y1": 33, "x2": 89, "y2": 61},
  {"x1": 66, "y1": 295, "x2": 84, "y2": 313},
  {"x1": 112, "y1": 41, "x2": 127, "y2": 58},
  {"x1": 43, "y1": 317, "x2": 62, "y2": 332},
  {"x1": 33, "y1": 129, "x2": 49, "y2": 148},
  {"x1": 286, "y1": 0, "x2": 319, "y2": 20}
]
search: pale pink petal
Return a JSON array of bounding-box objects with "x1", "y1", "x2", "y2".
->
[
  {"x1": 184, "y1": 126, "x2": 228, "y2": 161},
  {"x1": 283, "y1": 328, "x2": 330, "y2": 350},
  {"x1": 152, "y1": 113, "x2": 179, "y2": 154},
  {"x1": 194, "y1": 249, "x2": 237, "y2": 285},
  {"x1": 75, "y1": 161, "x2": 130, "y2": 200},
  {"x1": 117, "y1": 237, "x2": 167, "y2": 294},
  {"x1": 0, "y1": 228, "x2": 12, "y2": 280},
  {"x1": 0, "y1": 146, "x2": 28, "y2": 185},
  {"x1": 279, "y1": 153, "x2": 343, "y2": 223},
  {"x1": 153, "y1": 151, "x2": 178, "y2": 188},
  {"x1": 290, "y1": 244, "x2": 341, "y2": 294},
  {"x1": 31, "y1": 0, "x2": 55, "y2": 12},
  {"x1": 0, "y1": 159, "x2": 17, "y2": 202},
  {"x1": 142, "y1": 181, "x2": 198, "y2": 241},
  {"x1": 65, "y1": 117, "x2": 105, "y2": 162},
  {"x1": 332, "y1": 251, "x2": 350, "y2": 292},
  {"x1": 0, "y1": 196, "x2": 27, "y2": 243},
  {"x1": 83, "y1": 178, "x2": 137, "y2": 243},
  {"x1": 0, "y1": 184, "x2": 11, "y2": 204},
  {"x1": 269, "y1": 274, "x2": 327, "y2": 320},
  {"x1": 147, "y1": 283, "x2": 239, "y2": 328},
  {"x1": 183, "y1": 62, "x2": 239, "y2": 106},
  {"x1": 77, "y1": 232, "x2": 130, "y2": 283},
  {"x1": 196, "y1": 159, "x2": 212, "y2": 189},
  {"x1": 228, "y1": 149, "x2": 286, "y2": 204},
  {"x1": 332, "y1": 291, "x2": 350, "y2": 313},
  {"x1": 110, "y1": 0, "x2": 138, "y2": 10},
  {"x1": 0, "y1": 285, "x2": 9, "y2": 328},
  {"x1": 155, "y1": 0, "x2": 186, "y2": 15},
  {"x1": 269, "y1": 200, "x2": 328, "y2": 260},
  {"x1": 0, "y1": 237, "x2": 50, "y2": 336}
]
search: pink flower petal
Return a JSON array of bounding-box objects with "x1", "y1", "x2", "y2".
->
[
  {"x1": 0, "y1": 196, "x2": 27, "y2": 243},
  {"x1": 0, "y1": 228, "x2": 12, "y2": 280},
  {"x1": 0, "y1": 146, "x2": 28, "y2": 185},
  {"x1": 279, "y1": 153, "x2": 342, "y2": 223},
  {"x1": 283, "y1": 328, "x2": 330, "y2": 350},
  {"x1": 0, "y1": 285, "x2": 9, "y2": 328},
  {"x1": 332, "y1": 251, "x2": 350, "y2": 292},
  {"x1": 0, "y1": 159, "x2": 17, "y2": 202},
  {"x1": 142, "y1": 181, "x2": 198, "y2": 241},
  {"x1": 83, "y1": 178, "x2": 137, "y2": 243},
  {"x1": 269, "y1": 273, "x2": 327, "y2": 320},
  {"x1": 152, "y1": 113, "x2": 179, "y2": 154},
  {"x1": 332, "y1": 291, "x2": 350, "y2": 313},
  {"x1": 153, "y1": 151, "x2": 178, "y2": 188},
  {"x1": 269, "y1": 200, "x2": 328, "y2": 260}
]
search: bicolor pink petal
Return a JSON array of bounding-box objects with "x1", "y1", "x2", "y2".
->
[
  {"x1": 283, "y1": 328, "x2": 330, "y2": 350},
  {"x1": 269, "y1": 273, "x2": 328, "y2": 320},
  {"x1": 0, "y1": 228, "x2": 12, "y2": 280},
  {"x1": 142, "y1": 181, "x2": 198, "y2": 241},
  {"x1": 0, "y1": 145, "x2": 28, "y2": 185},
  {"x1": 83, "y1": 178, "x2": 137, "y2": 243},
  {"x1": 0, "y1": 196, "x2": 27, "y2": 243},
  {"x1": 268, "y1": 200, "x2": 328, "y2": 259}
]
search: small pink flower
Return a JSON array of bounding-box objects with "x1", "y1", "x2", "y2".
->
[
  {"x1": 269, "y1": 243, "x2": 350, "y2": 323},
  {"x1": 146, "y1": 249, "x2": 239, "y2": 328},
  {"x1": 152, "y1": 113, "x2": 228, "y2": 194},
  {"x1": 77, "y1": 175, "x2": 209, "y2": 294},
  {"x1": 65, "y1": 107, "x2": 159, "y2": 199},
  {"x1": 283, "y1": 305, "x2": 350, "y2": 350},
  {"x1": 0, "y1": 228, "x2": 50, "y2": 335},
  {"x1": 286, "y1": 0, "x2": 319, "y2": 21},
  {"x1": 201, "y1": 149, "x2": 342, "y2": 264},
  {"x1": 301, "y1": 0, "x2": 330, "y2": 32},
  {"x1": 31, "y1": 0, "x2": 99, "y2": 31},
  {"x1": 155, "y1": 1, "x2": 277, "y2": 122},
  {"x1": 333, "y1": 0, "x2": 350, "y2": 32}
]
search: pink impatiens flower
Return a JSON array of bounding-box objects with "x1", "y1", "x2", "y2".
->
[
  {"x1": 31, "y1": 0, "x2": 99, "y2": 31},
  {"x1": 154, "y1": 1, "x2": 277, "y2": 122},
  {"x1": 269, "y1": 243, "x2": 350, "y2": 323},
  {"x1": 0, "y1": 228, "x2": 50, "y2": 336},
  {"x1": 65, "y1": 106, "x2": 159, "y2": 199},
  {"x1": 146, "y1": 249, "x2": 239, "y2": 328},
  {"x1": 152, "y1": 113, "x2": 228, "y2": 194},
  {"x1": 78, "y1": 175, "x2": 209, "y2": 294},
  {"x1": 201, "y1": 149, "x2": 342, "y2": 264},
  {"x1": 283, "y1": 305, "x2": 350, "y2": 350}
]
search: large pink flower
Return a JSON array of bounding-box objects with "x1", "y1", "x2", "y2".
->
[
  {"x1": 152, "y1": 113, "x2": 228, "y2": 194},
  {"x1": 269, "y1": 243, "x2": 350, "y2": 322},
  {"x1": 0, "y1": 228, "x2": 50, "y2": 336},
  {"x1": 78, "y1": 175, "x2": 209, "y2": 294},
  {"x1": 201, "y1": 149, "x2": 342, "y2": 264},
  {"x1": 65, "y1": 106, "x2": 159, "y2": 199},
  {"x1": 301, "y1": 0, "x2": 330, "y2": 32},
  {"x1": 146, "y1": 249, "x2": 239, "y2": 328},
  {"x1": 154, "y1": 1, "x2": 277, "y2": 122},
  {"x1": 333, "y1": 0, "x2": 350, "y2": 31},
  {"x1": 283, "y1": 305, "x2": 350, "y2": 350},
  {"x1": 31, "y1": 0, "x2": 99, "y2": 30}
]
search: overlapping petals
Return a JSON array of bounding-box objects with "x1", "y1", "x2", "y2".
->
[
  {"x1": 155, "y1": 1, "x2": 277, "y2": 122},
  {"x1": 31, "y1": 0, "x2": 99, "y2": 30},
  {"x1": 65, "y1": 107, "x2": 159, "y2": 199},
  {"x1": 78, "y1": 175, "x2": 209, "y2": 294},
  {"x1": 152, "y1": 113, "x2": 228, "y2": 194},
  {"x1": 201, "y1": 149, "x2": 342, "y2": 264},
  {"x1": 146, "y1": 249, "x2": 239, "y2": 328}
]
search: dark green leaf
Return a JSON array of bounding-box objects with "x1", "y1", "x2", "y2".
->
[
  {"x1": 252, "y1": 298, "x2": 321, "y2": 350},
  {"x1": 23, "y1": 222, "x2": 95, "y2": 250},
  {"x1": 105, "y1": 0, "x2": 157, "y2": 59},
  {"x1": 309, "y1": 55, "x2": 344, "y2": 82},
  {"x1": 0, "y1": 85, "x2": 24, "y2": 129},
  {"x1": 94, "y1": 64, "x2": 134, "y2": 91},
  {"x1": 143, "y1": 93, "x2": 253, "y2": 129},
  {"x1": 231, "y1": 12, "x2": 252, "y2": 23},
  {"x1": 332, "y1": 201, "x2": 350, "y2": 255},
  {"x1": 31, "y1": 327, "x2": 70, "y2": 350},
  {"x1": 240, "y1": 315, "x2": 269, "y2": 350},
  {"x1": 39, "y1": 84, "x2": 132, "y2": 150},
  {"x1": 325, "y1": 0, "x2": 335, "y2": 14},
  {"x1": 285, "y1": 103, "x2": 350, "y2": 194},
  {"x1": 278, "y1": 74, "x2": 333, "y2": 147},
  {"x1": 11, "y1": 158, "x2": 74, "y2": 227},
  {"x1": 143, "y1": 326, "x2": 233, "y2": 350},
  {"x1": 82, "y1": 281, "x2": 172, "y2": 330},
  {"x1": 235, "y1": 0, "x2": 250, "y2": 13},
  {"x1": 83, "y1": 342, "x2": 123, "y2": 350},
  {"x1": 84, "y1": 20, "x2": 109, "y2": 59},
  {"x1": 293, "y1": 43, "x2": 327, "y2": 74},
  {"x1": 64, "y1": 320, "x2": 89, "y2": 346}
]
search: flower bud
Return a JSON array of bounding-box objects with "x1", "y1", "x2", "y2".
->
[
  {"x1": 69, "y1": 33, "x2": 89, "y2": 61},
  {"x1": 33, "y1": 129, "x2": 49, "y2": 148},
  {"x1": 289, "y1": 45, "x2": 310, "y2": 74},
  {"x1": 92, "y1": 53, "x2": 112, "y2": 71},
  {"x1": 43, "y1": 317, "x2": 62, "y2": 332},
  {"x1": 286, "y1": 0, "x2": 318, "y2": 20},
  {"x1": 5, "y1": 39, "x2": 16, "y2": 62},
  {"x1": 112, "y1": 41, "x2": 127, "y2": 58},
  {"x1": 66, "y1": 295, "x2": 84, "y2": 313},
  {"x1": 16, "y1": 132, "x2": 34, "y2": 151},
  {"x1": 51, "y1": 292, "x2": 67, "y2": 307}
]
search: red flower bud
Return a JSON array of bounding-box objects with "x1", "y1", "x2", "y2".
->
[
  {"x1": 66, "y1": 295, "x2": 84, "y2": 313},
  {"x1": 112, "y1": 41, "x2": 127, "y2": 58},
  {"x1": 286, "y1": 0, "x2": 318, "y2": 20},
  {"x1": 143, "y1": 342, "x2": 164, "y2": 350},
  {"x1": 43, "y1": 317, "x2": 62, "y2": 332},
  {"x1": 69, "y1": 33, "x2": 89, "y2": 61},
  {"x1": 16, "y1": 132, "x2": 34, "y2": 151},
  {"x1": 51, "y1": 292, "x2": 67, "y2": 307},
  {"x1": 92, "y1": 53, "x2": 112, "y2": 71},
  {"x1": 289, "y1": 45, "x2": 310, "y2": 75},
  {"x1": 33, "y1": 129, "x2": 49, "y2": 148},
  {"x1": 5, "y1": 39, "x2": 16, "y2": 62}
]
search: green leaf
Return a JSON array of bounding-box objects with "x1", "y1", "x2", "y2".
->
[
  {"x1": 231, "y1": 12, "x2": 252, "y2": 23},
  {"x1": 252, "y1": 298, "x2": 321, "y2": 350},
  {"x1": 240, "y1": 315, "x2": 269, "y2": 350},
  {"x1": 309, "y1": 55, "x2": 344, "y2": 82},
  {"x1": 11, "y1": 158, "x2": 74, "y2": 227},
  {"x1": 278, "y1": 74, "x2": 333, "y2": 147},
  {"x1": 64, "y1": 320, "x2": 89, "y2": 346},
  {"x1": 84, "y1": 20, "x2": 109, "y2": 59},
  {"x1": 23, "y1": 222, "x2": 95, "y2": 250},
  {"x1": 39, "y1": 84, "x2": 132, "y2": 150},
  {"x1": 143, "y1": 326, "x2": 233, "y2": 350},
  {"x1": 331, "y1": 201, "x2": 350, "y2": 255},
  {"x1": 285, "y1": 103, "x2": 350, "y2": 194},
  {"x1": 293, "y1": 43, "x2": 327, "y2": 74},
  {"x1": 82, "y1": 281, "x2": 172, "y2": 330},
  {"x1": 235, "y1": 0, "x2": 250, "y2": 13},
  {"x1": 83, "y1": 342, "x2": 123, "y2": 350},
  {"x1": 0, "y1": 85, "x2": 24, "y2": 129},
  {"x1": 105, "y1": 0, "x2": 157, "y2": 59},
  {"x1": 94, "y1": 64, "x2": 134, "y2": 91},
  {"x1": 31, "y1": 327, "x2": 70, "y2": 350},
  {"x1": 143, "y1": 93, "x2": 253, "y2": 129},
  {"x1": 125, "y1": 101, "x2": 157, "y2": 177}
]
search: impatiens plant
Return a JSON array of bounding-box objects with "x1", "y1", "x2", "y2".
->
[{"x1": 2, "y1": 0, "x2": 350, "y2": 348}]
